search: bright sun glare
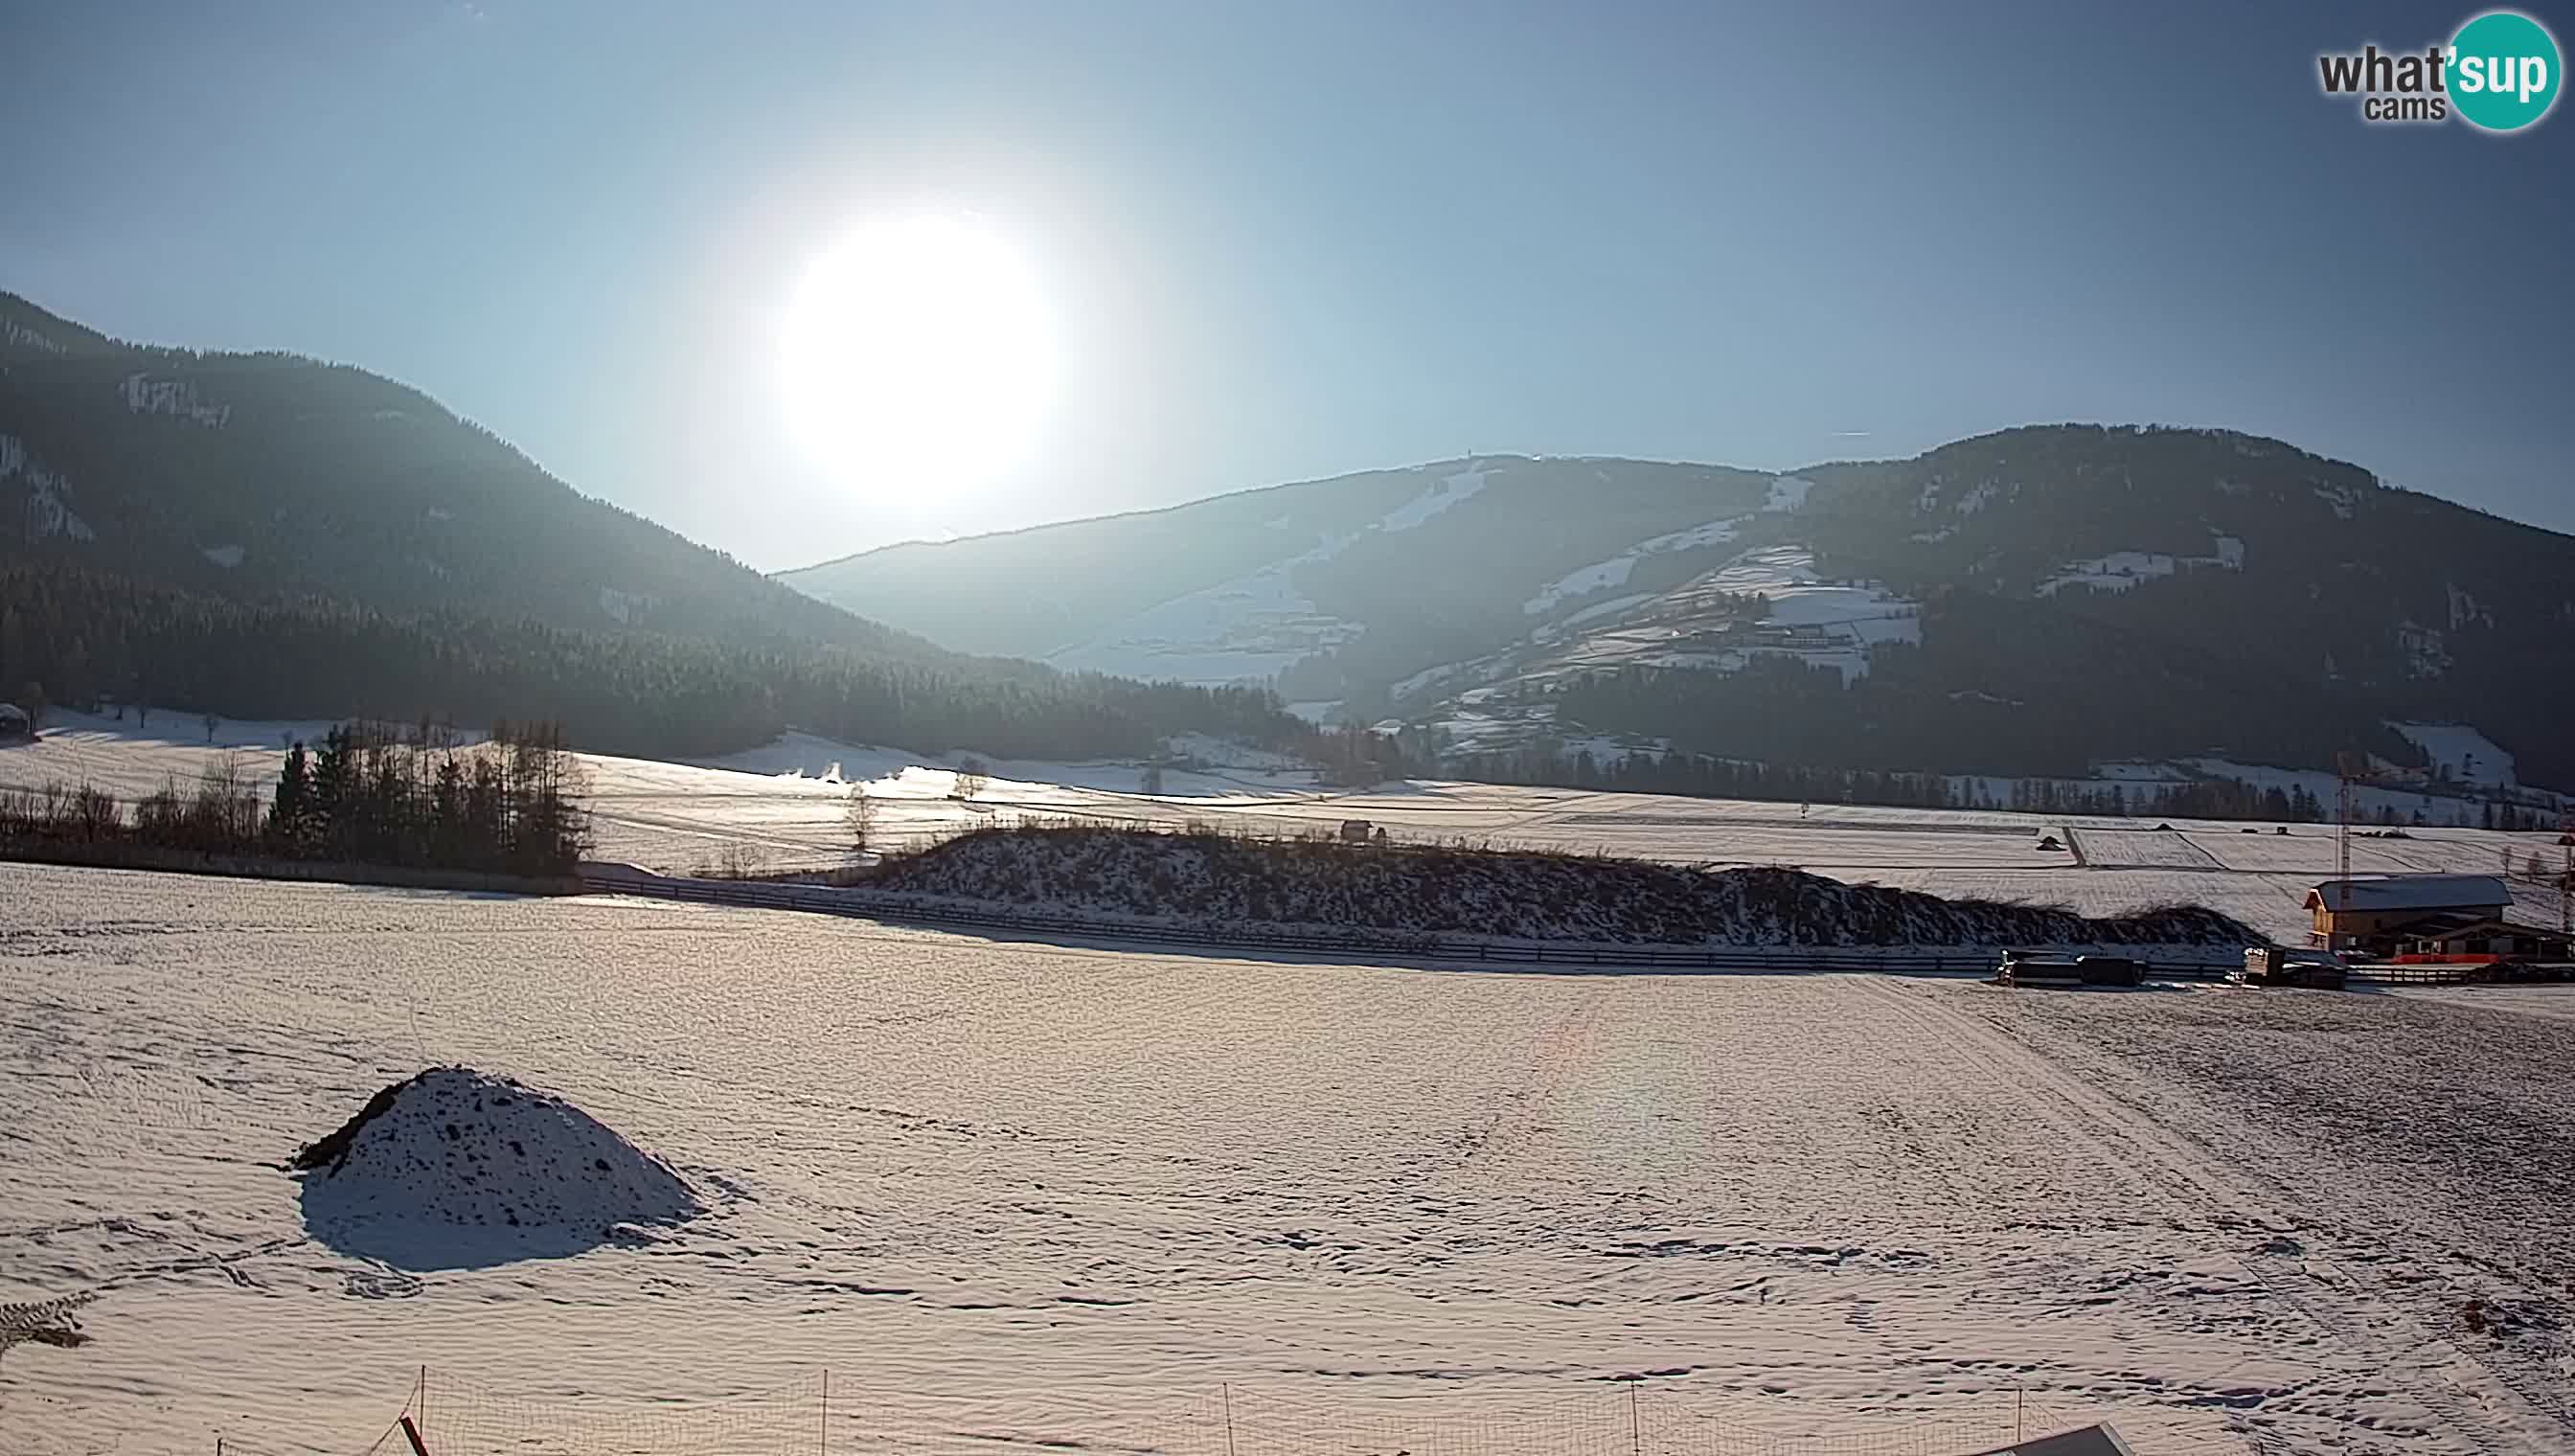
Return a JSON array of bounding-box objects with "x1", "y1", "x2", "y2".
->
[{"x1": 780, "y1": 213, "x2": 1056, "y2": 491}]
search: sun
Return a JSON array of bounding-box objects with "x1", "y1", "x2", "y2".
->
[{"x1": 779, "y1": 212, "x2": 1056, "y2": 490}]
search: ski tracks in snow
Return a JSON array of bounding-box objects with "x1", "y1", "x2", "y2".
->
[{"x1": 1859, "y1": 978, "x2": 2565, "y2": 1455}]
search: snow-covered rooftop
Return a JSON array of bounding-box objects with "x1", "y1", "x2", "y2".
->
[{"x1": 2303, "y1": 875, "x2": 2510, "y2": 913}]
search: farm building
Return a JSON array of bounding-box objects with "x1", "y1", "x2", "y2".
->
[
  {"x1": 2305, "y1": 875, "x2": 2510, "y2": 950},
  {"x1": 1964, "y1": 1422, "x2": 2137, "y2": 1456},
  {"x1": 2389, "y1": 918, "x2": 2570, "y2": 963},
  {"x1": 0, "y1": 702, "x2": 30, "y2": 741}
]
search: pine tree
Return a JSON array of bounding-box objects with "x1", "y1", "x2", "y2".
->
[
  {"x1": 431, "y1": 758, "x2": 466, "y2": 865},
  {"x1": 269, "y1": 741, "x2": 313, "y2": 851}
]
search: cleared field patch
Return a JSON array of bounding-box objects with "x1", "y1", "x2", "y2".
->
[
  {"x1": 2071, "y1": 828, "x2": 2222, "y2": 870},
  {"x1": 2182, "y1": 829, "x2": 2346, "y2": 874},
  {"x1": 1567, "y1": 820, "x2": 2062, "y2": 871}
]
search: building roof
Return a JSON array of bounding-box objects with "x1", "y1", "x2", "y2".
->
[
  {"x1": 1963, "y1": 1424, "x2": 2135, "y2": 1456},
  {"x1": 2305, "y1": 875, "x2": 2510, "y2": 913}
]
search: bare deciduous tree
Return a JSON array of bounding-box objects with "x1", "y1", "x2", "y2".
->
[{"x1": 845, "y1": 785, "x2": 878, "y2": 856}]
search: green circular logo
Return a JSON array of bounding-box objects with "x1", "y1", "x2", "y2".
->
[{"x1": 2450, "y1": 11, "x2": 2562, "y2": 131}]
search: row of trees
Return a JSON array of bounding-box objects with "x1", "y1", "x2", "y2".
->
[
  {"x1": 0, "y1": 719, "x2": 590, "y2": 876},
  {"x1": 267, "y1": 720, "x2": 587, "y2": 873},
  {"x1": 1445, "y1": 739, "x2": 2524, "y2": 826},
  {"x1": 1304, "y1": 722, "x2": 1417, "y2": 786}
]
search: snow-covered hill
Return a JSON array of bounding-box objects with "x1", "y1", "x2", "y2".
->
[{"x1": 781, "y1": 428, "x2": 2575, "y2": 796}]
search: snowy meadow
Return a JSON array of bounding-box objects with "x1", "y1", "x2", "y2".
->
[
  {"x1": 5, "y1": 865, "x2": 2573, "y2": 1456},
  {"x1": 7, "y1": 712, "x2": 2567, "y2": 948}
]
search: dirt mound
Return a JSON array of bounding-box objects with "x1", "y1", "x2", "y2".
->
[{"x1": 294, "y1": 1068, "x2": 698, "y2": 1257}]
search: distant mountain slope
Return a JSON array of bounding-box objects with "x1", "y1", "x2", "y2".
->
[
  {"x1": 785, "y1": 457, "x2": 1782, "y2": 673},
  {"x1": 780, "y1": 428, "x2": 2575, "y2": 791},
  {"x1": 0, "y1": 291, "x2": 1295, "y2": 759},
  {"x1": 0, "y1": 290, "x2": 945, "y2": 659}
]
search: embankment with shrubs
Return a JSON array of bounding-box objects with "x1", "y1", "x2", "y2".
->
[{"x1": 856, "y1": 823, "x2": 2255, "y2": 948}]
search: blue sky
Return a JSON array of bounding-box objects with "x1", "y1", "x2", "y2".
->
[{"x1": 6, "y1": 0, "x2": 2571, "y2": 567}]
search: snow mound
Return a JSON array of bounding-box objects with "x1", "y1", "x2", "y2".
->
[{"x1": 294, "y1": 1068, "x2": 698, "y2": 1265}]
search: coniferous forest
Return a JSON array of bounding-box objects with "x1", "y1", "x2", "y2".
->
[{"x1": 0, "y1": 560, "x2": 1293, "y2": 761}]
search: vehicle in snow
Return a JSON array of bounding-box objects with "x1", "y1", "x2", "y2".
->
[
  {"x1": 1996, "y1": 952, "x2": 2140, "y2": 989},
  {"x1": 2074, "y1": 955, "x2": 2142, "y2": 988},
  {"x1": 1339, "y1": 819, "x2": 1376, "y2": 845},
  {"x1": 1996, "y1": 951, "x2": 2083, "y2": 988},
  {"x1": 2238, "y1": 944, "x2": 2350, "y2": 990}
]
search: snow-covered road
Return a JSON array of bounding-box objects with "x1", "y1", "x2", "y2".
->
[{"x1": 4, "y1": 865, "x2": 2569, "y2": 1455}]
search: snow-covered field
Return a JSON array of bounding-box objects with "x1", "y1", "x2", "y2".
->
[
  {"x1": 5, "y1": 714, "x2": 2566, "y2": 945},
  {"x1": 2388, "y1": 722, "x2": 2518, "y2": 789},
  {"x1": 7, "y1": 865, "x2": 2574, "y2": 1456}
]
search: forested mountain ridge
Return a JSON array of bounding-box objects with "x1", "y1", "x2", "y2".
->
[
  {"x1": 0, "y1": 291, "x2": 1295, "y2": 759},
  {"x1": 782, "y1": 428, "x2": 2575, "y2": 791},
  {"x1": 0, "y1": 290, "x2": 945, "y2": 658},
  {"x1": 1777, "y1": 427, "x2": 2575, "y2": 786}
]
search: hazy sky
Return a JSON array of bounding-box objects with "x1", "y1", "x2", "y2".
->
[{"x1": 7, "y1": 1, "x2": 2572, "y2": 569}]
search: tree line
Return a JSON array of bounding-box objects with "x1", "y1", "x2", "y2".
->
[
  {"x1": 0, "y1": 560, "x2": 1298, "y2": 762},
  {"x1": 1444, "y1": 739, "x2": 2559, "y2": 827},
  {"x1": 0, "y1": 718, "x2": 591, "y2": 876}
]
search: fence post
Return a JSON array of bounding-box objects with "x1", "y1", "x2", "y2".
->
[
  {"x1": 821, "y1": 1366, "x2": 830, "y2": 1456},
  {"x1": 1222, "y1": 1382, "x2": 1239, "y2": 1456}
]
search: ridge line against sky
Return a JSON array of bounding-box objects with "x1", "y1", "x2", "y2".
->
[
  {"x1": 771, "y1": 425, "x2": 2575, "y2": 576},
  {"x1": 5, "y1": 0, "x2": 2569, "y2": 569}
]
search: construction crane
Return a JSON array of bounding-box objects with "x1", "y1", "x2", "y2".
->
[{"x1": 2560, "y1": 810, "x2": 2574, "y2": 937}]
